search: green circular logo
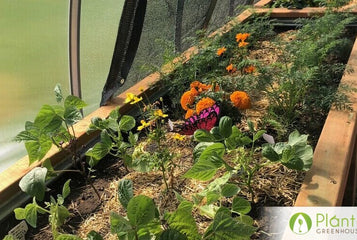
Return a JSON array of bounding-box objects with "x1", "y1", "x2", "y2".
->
[{"x1": 289, "y1": 212, "x2": 312, "y2": 235}]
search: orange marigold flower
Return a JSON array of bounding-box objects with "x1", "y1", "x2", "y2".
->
[
  {"x1": 216, "y1": 47, "x2": 227, "y2": 56},
  {"x1": 243, "y1": 65, "x2": 256, "y2": 74},
  {"x1": 190, "y1": 81, "x2": 201, "y2": 89},
  {"x1": 236, "y1": 33, "x2": 250, "y2": 42},
  {"x1": 238, "y1": 41, "x2": 249, "y2": 48},
  {"x1": 185, "y1": 108, "x2": 196, "y2": 119},
  {"x1": 230, "y1": 91, "x2": 251, "y2": 110},
  {"x1": 226, "y1": 64, "x2": 237, "y2": 73},
  {"x1": 180, "y1": 90, "x2": 197, "y2": 110},
  {"x1": 190, "y1": 81, "x2": 212, "y2": 93},
  {"x1": 196, "y1": 97, "x2": 216, "y2": 114}
]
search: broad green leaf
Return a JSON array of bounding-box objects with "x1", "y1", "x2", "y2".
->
[
  {"x1": 127, "y1": 195, "x2": 156, "y2": 227},
  {"x1": 194, "y1": 129, "x2": 216, "y2": 142},
  {"x1": 159, "y1": 229, "x2": 188, "y2": 240},
  {"x1": 198, "y1": 205, "x2": 220, "y2": 219},
  {"x1": 210, "y1": 127, "x2": 223, "y2": 141},
  {"x1": 52, "y1": 105, "x2": 65, "y2": 118},
  {"x1": 199, "y1": 143, "x2": 225, "y2": 160},
  {"x1": 174, "y1": 190, "x2": 185, "y2": 203},
  {"x1": 253, "y1": 130, "x2": 266, "y2": 142},
  {"x1": 137, "y1": 221, "x2": 161, "y2": 239},
  {"x1": 282, "y1": 157, "x2": 304, "y2": 170},
  {"x1": 118, "y1": 179, "x2": 134, "y2": 209},
  {"x1": 110, "y1": 212, "x2": 132, "y2": 235},
  {"x1": 165, "y1": 201, "x2": 200, "y2": 240},
  {"x1": 262, "y1": 145, "x2": 280, "y2": 162},
  {"x1": 200, "y1": 173, "x2": 232, "y2": 196},
  {"x1": 287, "y1": 130, "x2": 308, "y2": 147},
  {"x1": 183, "y1": 152, "x2": 223, "y2": 181},
  {"x1": 55, "y1": 234, "x2": 82, "y2": 240},
  {"x1": 2, "y1": 235, "x2": 15, "y2": 240},
  {"x1": 24, "y1": 203, "x2": 38, "y2": 228},
  {"x1": 14, "y1": 207, "x2": 26, "y2": 220},
  {"x1": 232, "y1": 197, "x2": 251, "y2": 215},
  {"x1": 85, "y1": 142, "x2": 110, "y2": 161},
  {"x1": 62, "y1": 179, "x2": 71, "y2": 199},
  {"x1": 219, "y1": 116, "x2": 233, "y2": 138},
  {"x1": 64, "y1": 95, "x2": 87, "y2": 110},
  {"x1": 296, "y1": 145, "x2": 313, "y2": 170},
  {"x1": 25, "y1": 135, "x2": 52, "y2": 164},
  {"x1": 25, "y1": 121, "x2": 36, "y2": 131},
  {"x1": 14, "y1": 130, "x2": 37, "y2": 142},
  {"x1": 19, "y1": 167, "x2": 47, "y2": 201},
  {"x1": 109, "y1": 107, "x2": 120, "y2": 120},
  {"x1": 281, "y1": 145, "x2": 295, "y2": 163},
  {"x1": 64, "y1": 106, "x2": 82, "y2": 126},
  {"x1": 204, "y1": 207, "x2": 256, "y2": 239},
  {"x1": 206, "y1": 191, "x2": 221, "y2": 204},
  {"x1": 221, "y1": 184, "x2": 239, "y2": 197},
  {"x1": 87, "y1": 231, "x2": 103, "y2": 240},
  {"x1": 53, "y1": 205, "x2": 70, "y2": 227},
  {"x1": 128, "y1": 132, "x2": 139, "y2": 146},
  {"x1": 119, "y1": 115, "x2": 136, "y2": 132},
  {"x1": 272, "y1": 142, "x2": 287, "y2": 155},
  {"x1": 225, "y1": 126, "x2": 251, "y2": 150},
  {"x1": 193, "y1": 142, "x2": 214, "y2": 162},
  {"x1": 238, "y1": 214, "x2": 254, "y2": 226},
  {"x1": 100, "y1": 130, "x2": 112, "y2": 148},
  {"x1": 87, "y1": 117, "x2": 106, "y2": 132},
  {"x1": 54, "y1": 84, "x2": 63, "y2": 103},
  {"x1": 34, "y1": 105, "x2": 62, "y2": 133}
]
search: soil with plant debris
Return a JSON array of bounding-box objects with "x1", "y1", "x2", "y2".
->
[{"x1": 24, "y1": 30, "x2": 318, "y2": 240}]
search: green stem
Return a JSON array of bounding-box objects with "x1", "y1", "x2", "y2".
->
[{"x1": 161, "y1": 163, "x2": 169, "y2": 191}]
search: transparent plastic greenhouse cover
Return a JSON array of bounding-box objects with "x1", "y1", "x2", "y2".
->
[{"x1": 0, "y1": 0, "x2": 249, "y2": 173}]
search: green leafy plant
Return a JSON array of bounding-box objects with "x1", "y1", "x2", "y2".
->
[
  {"x1": 14, "y1": 84, "x2": 86, "y2": 166},
  {"x1": 185, "y1": 116, "x2": 313, "y2": 200},
  {"x1": 111, "y1": 179, "x2": 256, "y2": 240},
  {"x1": 14, "y1": 180, "x2": 71, "y2": 239},
  {"x1": 85, "y1": 107, "x2": 138, "y2": 169},
  {"x1": 264, "y1": 13, "x2": 355, "y2": 136},
  {"x1": 130, "y1": 96, "x2": 176, "y2": 191}
]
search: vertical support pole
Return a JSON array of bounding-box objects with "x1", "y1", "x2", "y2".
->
[{"x1": 69, "y1": 0, "x2": 82, "y2": 99}]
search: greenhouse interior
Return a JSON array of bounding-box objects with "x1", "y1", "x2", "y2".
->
[{"x1": 1, "y1": 0, "x2": 357, "y2": 239}]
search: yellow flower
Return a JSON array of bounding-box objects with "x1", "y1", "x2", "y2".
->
[
  {"x1": 154, "y1": 109, "x2": 168, "y2": 118},
  {"x1": 124, "y1": 93, "x2": 135, "y2": 103},
  {"x1": 173, "y1": 133, "x2": 185, "y2": 141},
  {"x1": 217, "y1": 47, "x2": 227, "y2": 56},
  {"x1": 130, "y1": 96, "x2": 143, "y2": 104},
  {"x1": 139, "y1": 86, "x2": 145, "y2": 92},
  {"x1": 137, "y1": 120, "x2": 150, "y2": 131}
]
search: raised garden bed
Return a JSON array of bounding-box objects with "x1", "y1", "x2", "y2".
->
[{"x1": 2, "y1": 1, "x2": 357, "y2": 239}]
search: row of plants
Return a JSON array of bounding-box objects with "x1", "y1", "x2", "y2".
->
[
  {"x1": 270, "y1": 0, "x2": 351, "y2": 8},
  {"x1": 3, "y1": 11, "x2": 355, "y2": 239}
]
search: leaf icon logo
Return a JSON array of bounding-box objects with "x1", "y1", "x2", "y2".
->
[{"x1": 289, "y1": 212, "x2": 312, "y2": 235}]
